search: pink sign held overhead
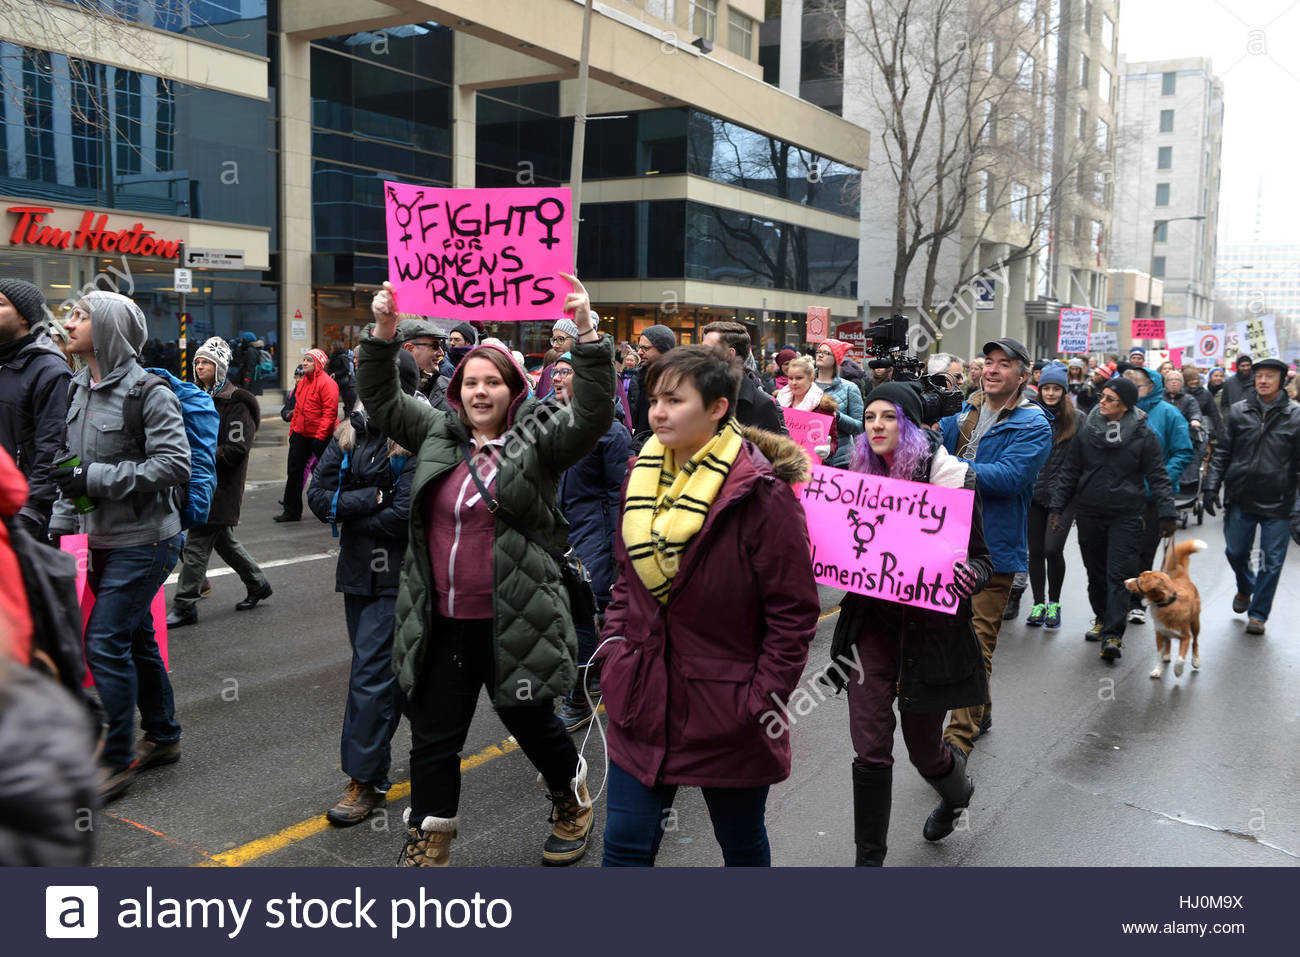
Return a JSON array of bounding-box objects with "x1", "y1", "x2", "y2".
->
[
  {"x1": 1131, "y1": 318, "x2": 1166, "y2": 340},
  {"x1": 783, "y1": 407, "x2": 833, "y2": 461},
  {"x1": 798, "y1": 463, "x2": 975, "y2": 615},
  {"x1": 384, "y1": 182, "x2": 573, "y2": 322}
]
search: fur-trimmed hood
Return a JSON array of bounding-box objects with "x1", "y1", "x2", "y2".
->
[{"x1": 740, "y1": 425, "x2": 812, "y2": 487}]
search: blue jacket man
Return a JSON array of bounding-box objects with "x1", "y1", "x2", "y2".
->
[
  {"x1": 1124, "y1": 366, "x2": 1193, "y2": 621},
  {"x1": 936, "y1": 338, "x2": 1052, "y2": 756}
]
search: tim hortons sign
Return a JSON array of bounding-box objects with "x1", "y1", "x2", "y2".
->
[{"x1": 8, "y1": 205, "x2": 183, "y2": 259}]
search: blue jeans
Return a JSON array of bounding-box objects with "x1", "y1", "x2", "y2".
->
[
  {"x1": 86, "y1": 534, "x2": 184, "y2": 771},
  {"x1": 341, "y1": 594, "x2": 403, "y2": 787},
  {"x1": 1223, "y1": 507, "x2": 1292, "y2": 622},
  {"x1": 602, "y1": 761, "x2": 771, "y2": 867}
]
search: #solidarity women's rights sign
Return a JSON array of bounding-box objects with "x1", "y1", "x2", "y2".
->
[
  {"x1": 384, "y1": 182, "x2": 574, "y2": 322},
  {"x1": 799, "y1": 464, "x2": 975, "y2": 615}
]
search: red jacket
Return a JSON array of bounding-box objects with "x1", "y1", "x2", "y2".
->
[
  {"x1": 290, "y1": 348, "x2": 340, "y2": 440},
  {"x1": 0, "y1": 447, "x2": 32, "y2": 663},
  {"x1": 599, "y1": 431, "x2": 819, "y2": 789}
]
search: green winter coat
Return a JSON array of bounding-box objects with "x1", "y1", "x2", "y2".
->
[{"x1": 355, "y1": 332, "x2": 616, "y2": 707}]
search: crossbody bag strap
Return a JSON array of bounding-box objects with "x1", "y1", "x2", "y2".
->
[{"x1": 460, "y1": 443, "x2": 565, "y2": 564}]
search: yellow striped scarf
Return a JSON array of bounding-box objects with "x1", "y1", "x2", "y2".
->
[{"x1": 622, "y1": 418, "x2": 744, "y2": 603}]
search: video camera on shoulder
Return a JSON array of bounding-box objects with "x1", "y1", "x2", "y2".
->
[{"x1": 864, "y1": 314, "x2": 964, "y2": 425}]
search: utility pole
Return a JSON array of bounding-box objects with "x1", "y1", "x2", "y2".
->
[{"x1": 568, "y1": 0, "x2": 596, "y2": 260}]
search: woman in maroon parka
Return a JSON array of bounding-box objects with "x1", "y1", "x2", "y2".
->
[{"x1": 597, "y1": 346, "x2": 820, "y2": 866}]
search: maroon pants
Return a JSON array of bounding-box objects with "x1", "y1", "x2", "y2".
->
[{"x1": 847, "y1": 628, "x2": 953, "y2": 778}]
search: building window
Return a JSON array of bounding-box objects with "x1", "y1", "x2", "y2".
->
[
  {"x1": 1017, "y1": 49, "x2": 1034, "y2": 91},
  {"x1": 70, "y1": 61, "x2": 100, "y2": 189},
  {"x1": 1102, "y1": 14, "x2": 1115, "y2": 51},
  {"x1": 1154, "y1": 220, "x2": 1168, "y2": 242},
  {"x1": 691, "y1": 0, "x2": 717, "y2": 41},
  {"x1": 983, "y1": 101, "x2": 996, "y2": 143},
  {"x1": 727, "y1": 9, "x2": 753, "y2": 58},
  {"x1": 1155, "y1": 182, "x2": 1170, "y2": 206},
  {"x1": 1099, "y1": 65, "x2": 1112, "y2": 103},
  {"x1": 1157, "y1": 145, "x2": 1172, "y2": 169},
  {"x1": 1019, "y1": 0, "x2": 1036, "y2": 27},
  {"x1": 1078, "y1": 106, "x2": 1088, "y2": 139},
  {"x1": 1079, "y1": 53, "x2": 1089, "y2": 87},
  {"x1": 1160, "y1": 109, "x2": 1174, "y2": 132},
  {"x1": 1011, "y1": 181, "x2": 1029, "y2": 222},
  {"x1": 1153, "y1": 256, "x2": 1166, "y2": 278},
  {"x1": 1013, "y1": 113, "x2": 1033, "y2": 151},
  {"x1": 22, "y1": 50, "x2": 56, "y2": 182},
  {"x1": 1162, "y1": 71, "x2": 1177, "y2": 95},
  {"x1": 114, "y1": 69, "x2": 142, "y2": 175},
  {"x1": 155, "y1": 79, "x2": 175, "y2": 172},
  {"x1": 1097, "y1": 117, "x2": 1109, "y2": 152},
  {"x1": 1072, "y1": 214, "x2": 1083, "y2": 240},
  {"x1": 1094, "y1": 170, "x2": 1107, "y2": 204},
  {"x1": 985, "y1": 38, "x2": 997, "y2": 72},
  {"x1": 981, "y1": 171, "x2": 994, "y2": 213}
]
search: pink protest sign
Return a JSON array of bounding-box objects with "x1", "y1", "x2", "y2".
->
[
  {"x1": 798, "y1": 463, "x2": 975, "y2": 615},
  {"x1": 61, "y1": 533, "x2": 170, "y2": 687},
  {"x1": 384, "y1": 182, "x2": 573, "y2": 322},
  {"x1": 1131, "y1": 318, "x2": 1166, "y2": 339},
  {"x1": 783, "y1": 407, "x2": 833, "y2": 461}
]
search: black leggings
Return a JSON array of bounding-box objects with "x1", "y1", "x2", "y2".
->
[{"x1": 1027, "y1": 502, "x2": 1074, "y2": 604}]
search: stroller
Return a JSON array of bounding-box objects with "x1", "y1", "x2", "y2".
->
[{"x1": 1175, "y1": 422, "x2": 1209, "y2": 528}]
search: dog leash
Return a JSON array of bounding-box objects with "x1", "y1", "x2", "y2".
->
[{"x1": 1161, "y1": 529, "x2": 1174, "y2": 572}]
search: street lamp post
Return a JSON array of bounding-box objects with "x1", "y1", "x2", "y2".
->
[{"x1": 1148, "y1": 214, "x2": 1205, "y2": 317}]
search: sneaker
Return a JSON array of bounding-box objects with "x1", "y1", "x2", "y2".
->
[
  {"x1": 131, "y1": 739, "x2": 181, "y2": 772},
  {"x1": 1002, "y1": 589, "x2": 1024, "y2": 621},
  {"x1": 555, "y1": 692, "x2": 593, "y2": 733},
  {"x1": 1127, "y1": 607, "x2": 1147, "y2": 624},
  {"x1": 1100, "y1": 636, "x2": 1123, "y2": 661},
  {"x1": 1246, "y1": 618, "x2": 1266, "y2": 635},
  {"x1": 326, "y1": 778, "x2": 386, "y2": 827},
  {"x1": 1044, "y1": 603, "x2": 1062, "y2": 630},
  {"x1": 1232, "y1": 593, "x2": 1251, "y2": 614},
  {"x1": 1025, "y1": 603, "x2": 1046, "y2": 627},
  {"x1": 1085, "y1": 618, "x2": 1104, "y2": 641}
]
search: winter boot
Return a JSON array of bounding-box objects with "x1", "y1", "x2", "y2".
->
[
  {"x1": 326, "y1": 778, "x2": 387, "y2": 827},
  {"x1": 1002, "y1": 585, "x2": 1025, "y2": 621},
  {"x1": 541, "y1": 756, "x2": 593, "y2": 865},
  {"x1": 852, "y1": 764, "x2": 892, "y2": 866},
  {"x1": 398, "y1": 808, "x2": 456, "y2": 866},
  {"x1": 922, "y1": 743, "x2": 974, "y2": 842}
]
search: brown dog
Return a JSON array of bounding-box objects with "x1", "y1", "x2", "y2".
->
[{"x1": 1125, "y1": 539, "x2": 1207, "y2": 679}]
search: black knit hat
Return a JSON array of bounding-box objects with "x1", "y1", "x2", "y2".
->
[
  {"x1": 0, "y1": 278, "x2": 47, "y2": 329},
  {"x1": 1104, "y1": 376, "x2": 1139, "y2": 409},
  {"x1": 864, "y1": 381, "x2": 924, "y2": 427}
]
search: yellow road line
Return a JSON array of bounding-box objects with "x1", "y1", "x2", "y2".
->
[{"x1": 201, "y1": 736, "x2": 522, "y2": 867}]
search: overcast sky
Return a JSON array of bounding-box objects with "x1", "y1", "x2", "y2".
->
[{"x1": 1120, "y1": 0, "x2": 1300, "y2": 245}]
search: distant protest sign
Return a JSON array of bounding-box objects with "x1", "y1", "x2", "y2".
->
[
  {"x1": 1131, "y1": 318, "x2": 1166, "y2": 339},
  {"x1": 1193, "y1": 324, "x2": 1225, "y2": 368},
  {"x1": 783, "y1": 408, "x2": 832, "y2": 461},
  {"x1": 384, "y1": 182, "x2": 573, "y2": 322},
  {"x1": 1092, "y1": 331, "x2": 1118, "y2": 352},
  {"x1": 1237, "y1": 315, "x2": 1281, "y2": 360},
  {"x1": 1057, "y1": 307, "x2": 1091, "y2": 353},
  {"x1": 799, "y1": 464, "x2": 975, "y2": 615}
]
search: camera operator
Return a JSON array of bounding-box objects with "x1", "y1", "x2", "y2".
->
[{"x1": 937, "y1": 338, "x2": 1052, "y2": 757}]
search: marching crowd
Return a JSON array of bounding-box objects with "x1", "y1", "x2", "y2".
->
[{"x1": 1, "y1": 272, "x2": 1299, "y2": 869}]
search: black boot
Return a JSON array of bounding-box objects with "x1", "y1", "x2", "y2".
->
[
  {"x1": 852, "y1": 764, "x2": 892, "y2": 866},
  {"x1": 1002, "y1": 586, "x2": 1025, "y2": 621},
  {"x1": 922, "y1": 743, "x2": 974, "y2": 842}
]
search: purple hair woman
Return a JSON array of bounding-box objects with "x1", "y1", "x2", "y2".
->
[{"x1": 824, "y1": 382, "x2": 994, "y2": 866}]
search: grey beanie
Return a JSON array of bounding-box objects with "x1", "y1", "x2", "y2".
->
[
  {"x1": 641, "y1": 324, "x2": 677, "y2": 355},
  {"x1": 0, "y1": 278, "x2": 48, "y2": 329},
  {"x1": 552, "y1": 317, "x2": 579, "y2": 339}
]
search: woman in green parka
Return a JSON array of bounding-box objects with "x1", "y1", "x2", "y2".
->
[{"x1": 361, "y1": 276, "x2": 613, "y2": 867}]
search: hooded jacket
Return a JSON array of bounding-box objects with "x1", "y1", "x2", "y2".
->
[
  {"x1": 356, "y1": 332, "x2": 616, "y2": 706},
  {"x1": 307, "y1": 405, "x2": 417, "y2": 596},
  {"x1": 816, "y1": 375, "x2": 865, "y2": 467},
  {"x1": 1050, "y1": 406, "x2": 1176, "y2": 520},
  {"x1": 50, "y1": 292, "x2": 190, "y2": 548},
  {"x1": 290, "y1": 348, "x2": 340, "y2": 441},
  {"x1": 939, "y1": 390, "x2": 1052, "y2": 573},
  {"x1": 1132, "y1": 367, "x2": 1194, "y2": 496},
  {"x1": 828, "y1": 432, "x2": 991, "y2": 714},
  {"x1": 207, "y1": 379, "x2": 261, "y2": 526},
  {"x1": 1204, "y1": 391, "x2": 1300, "y2": 519},
  {"x1": 598, "y1": 428, "x2": 819, "y2": 789},
  {"x1": 0, "y1": 332, "x2": 70, "y2": 527}
]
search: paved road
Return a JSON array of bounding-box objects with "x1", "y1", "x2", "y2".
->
[{"x1": 93, "y1": 477, "x2": 1300, "y2": 867}]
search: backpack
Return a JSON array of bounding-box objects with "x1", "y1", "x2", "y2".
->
[
  {"x1": 254, "y1": 348, "x2": 275, "y2": 381},
  {"x1": 2, "y1": 515, "x2": 86, "y2": 698},
  {"x1": 125, "y1": 369, "x2": 221, "y2": 529}
]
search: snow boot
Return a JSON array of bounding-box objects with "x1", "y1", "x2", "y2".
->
[
  {"x1": 922, "y1": 743, "x2": 974, "y2": 842},
  {"x1": 852, "y1": 764, "x2": 892, "y2": 866}
]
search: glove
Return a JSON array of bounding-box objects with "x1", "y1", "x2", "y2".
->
[
  {"x1": 951, "y1": 560, "x2": 987, "y2": 599},
  {"x1": 1203, "y1": 488, "x2": 1219, "y2": 517},
  {"x1": 376, "y1": 485, "x2": 394, "y2": 508},
  {"x1": 1159, "y1": 517, "x2": 1177, "y2": 538},
  {"x1": 52, "y1": 464, "x2": 90, "y2": 500},
  {"x1": 1048, "y1": 510, "x2": 1064, "y2": 533}
]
